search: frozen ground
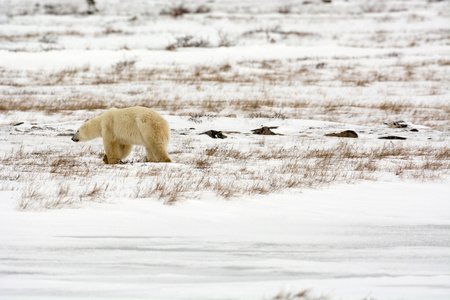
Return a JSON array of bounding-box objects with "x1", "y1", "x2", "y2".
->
[
  {"x1": 1, "y1": 182, "x2": 450, "y2": 300},
  {"x1": 0, "y1": 0, "x2": 449, "y2": 299}
]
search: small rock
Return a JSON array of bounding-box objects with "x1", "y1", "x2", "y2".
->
[
  {"x1": 57, "y1": 133, "x2": 74, "y2": 137},
  {"x1": 251, "y1": 126, "x2": 279, "y2": 135},
  {"x1": 378, "y1": 136, "x2": 407, "y2": 140},
  {"x1": 316, "y1": 62, "x2": 326, "y2": 69},
  {"x1": 13, "y1": 122, "x2": 24, "y2": 126},
  {"x1": 201, "y1": 130, "x2": 227, "y2": 139},
  {"x1": 410, "y1": 128, "x2": 419, "y2": 132},
  {"x1": 387, "y1": 121, "x2": 408, "y2": 129},
  {"x1": 325, "y1": 130, "x2": 358, "y2": 138}
]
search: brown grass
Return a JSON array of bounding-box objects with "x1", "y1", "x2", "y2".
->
[
  {"x1": 1, "y1": 57, "x2": 448, "y2": 128},
  {"x1": 3, "y1": 130, "x2": 449, "y2": 209},
  {"x1": 270, "y1": 289, "x2": 329, "y2": 300},
  {"x1": 2, "y1": 85, "x2": 447, "y2": 130}
]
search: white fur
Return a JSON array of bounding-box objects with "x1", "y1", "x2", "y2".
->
[{"x1": 72, "y1": 107, "x2": 171, "y2": 164}]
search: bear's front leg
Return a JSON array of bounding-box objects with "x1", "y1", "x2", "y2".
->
[
  {"x1": 103, "y1": 141, "x2": 120, "y2": 164},
  {"x1": 103, "y1": 154, "x2": 125, "y2": 164},
  {"x1": 104, "y1": 154, "x2": 119, "y2": 164}
]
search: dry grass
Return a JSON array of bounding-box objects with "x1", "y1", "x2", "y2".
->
[
  {"x1": 10, "y1": 92, "x2": 442, "y2": 130},
  {"x1": 1, "y1": 138, "x2": 448, "y2": 209},
  {"x1": 269, "y1": 289, "x2": 329, "y2": 300},
  {"x1": 15, "y1": 179, "x2": 111, "y2": 211},
  {"x1": 1, "y1": 57, "x2": 448, "y2": 129},
  {"x1": 0, "y1": 137, "x2": 450, "y2": 210},
  {"x1": 2, "y1": 127, "x2": 449, "y2": 210},
  {"x1": 159, "y1": 3, "x2": 211, "y2": 18},
  {"x1": 5, "y1": 56, "x2": 446, "y2": 88}
]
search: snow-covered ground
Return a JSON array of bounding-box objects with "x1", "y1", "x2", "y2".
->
[
  {"x1": 0, "y1": 0, "x2": 449, "y2": 299},
  {"x1": 1, "y1": 182, "x2": 450, "y2": 300}
]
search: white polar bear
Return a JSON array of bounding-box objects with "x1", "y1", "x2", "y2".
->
[{"x1": 72, "y1": 106, "x2": 171, "y2": 164}]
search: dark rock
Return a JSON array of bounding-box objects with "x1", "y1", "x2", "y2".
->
[
  {"x1": 378, "y1": 136, "x2": 407, "y2": 140},
  {"x1": 251, "y1": 126, "x2": 279, "y2": 135},
  {"x1": 410, "y1": 128, "x2": 419, "y2": 132},
  {"x1": 57, "y1": 133, "x2": 75, "y2": 137},
  {"x1": 325, "y1": 130, "x2": 358, "y2": 138},
  {"x1": 201, "y1": 130, "x2": 227, "y2": 139},
  {"x1": 316, "y1": 62, "x2": 326, "y2": 69},
  {"x1": 13, "y1": 122, "x2": 24, "y2": 126},
  {"x1": 387, "y1": 121, "x2": 408, "y2": 129}
]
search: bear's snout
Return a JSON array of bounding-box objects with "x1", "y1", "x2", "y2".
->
[{"x1": 71, "y1": 135, "x2": 79, "y2": 142}]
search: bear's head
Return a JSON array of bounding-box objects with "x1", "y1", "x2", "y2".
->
[
  {"x1": 71, "y1": 124, "x2": 88, "y2": 142},
  {"x1": 72, "y1": 121, "x2": 94, "y2": 142},
  {"x1": 72, "y1": 116, "x2": 102, "y2": 142}
]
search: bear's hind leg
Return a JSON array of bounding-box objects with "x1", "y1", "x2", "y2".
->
[
  {"x1": 145, "y1": 147, "x2": 158, "y2": 162},
  {"x1": 145, "y1": 143, "x2": 171, "y2": 163},
  {"x1": 137, "y1": 119, "x2": 171, "y2": 163},
  {"x1": 119, "y1": 144, "x2": 133, "y2": 160}
]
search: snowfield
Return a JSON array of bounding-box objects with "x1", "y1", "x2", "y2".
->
[
  {"x1": 1, "y1": 182, "x2": 449, "y2": 300},
  {"x1": 0, "y1": 0, "x2": 449, "y2": 299}
]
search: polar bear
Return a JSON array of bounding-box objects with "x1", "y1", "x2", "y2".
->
[{"x1": 72, "y1": 106, "x2": 171, "y2": 164}]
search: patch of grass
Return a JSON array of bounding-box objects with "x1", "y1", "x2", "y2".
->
[
  {"x1": 17, "y1": 184, "x2": 44, "y2": 211},
  {"x1": 269, "y1": 289, "x2": 329, "y2": 300},
  {"x1": 160, "y1": 3, "x2": 190, "y2": 18},
  {"x1": 360, "y1": 1, "x2": 386, "y2": 13},
  {"x1": 217, "y1": 30, "x2": 236, "y2": 47},
  {"x1": 166, "y1": 35, "x2": 211, "y2": 50},
  {"x1": 278, "y1": 5, "x2": 293, "y2": 14}
]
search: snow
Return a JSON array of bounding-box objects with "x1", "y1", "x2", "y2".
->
[
  {"x1": 1, "y1": 182, "x2": 449, "y2": 300},
  {"x1": 1, "y1": 0, "x2": 449, "y2": 299}
]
